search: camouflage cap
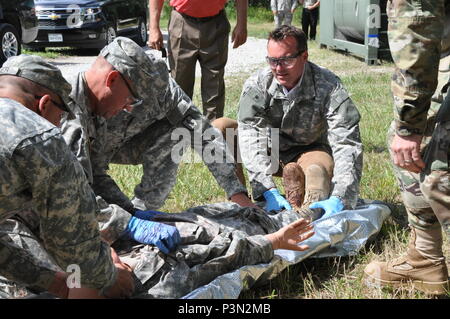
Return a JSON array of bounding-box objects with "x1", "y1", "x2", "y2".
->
[
  {"x1": 0, "y1": 55, "x2": 73, "y2": 115},
  {"x1": 99, "y1": 36, "x2": 169, "y2": 101}
]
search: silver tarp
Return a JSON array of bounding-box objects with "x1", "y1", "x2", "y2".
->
[{"x1": 181, "y1": 202, "x2": 391, "y2": 299}]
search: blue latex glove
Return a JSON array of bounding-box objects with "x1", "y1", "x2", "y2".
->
[
  {"x1": 125, "y1": 216, "x2": 181, "y2": 254},
  {"x1": 309, "y1": 196, "x2": 344, "y2": 219},
  {"x1": 263, "y1": 188, "x2": 292, "y2": 212},
  {"x1": 134, "y1": 210, "x2": 166, "y2": 221}
]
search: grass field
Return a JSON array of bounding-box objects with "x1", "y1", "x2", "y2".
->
[{"x1": 31, "y1": 6, "x2": 448, "y2": 299}]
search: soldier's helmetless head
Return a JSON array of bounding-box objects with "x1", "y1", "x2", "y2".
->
[{"x1": 267, "y1": 25, "x2": 309, "y2": 90}]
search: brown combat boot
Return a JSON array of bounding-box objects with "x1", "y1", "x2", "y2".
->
[
  {"x1": 364, "y1": 227, "x2": 449, "y2": 295},
  {"x1": 282, "y1": 162, "x2": 305, "y2": 210}
]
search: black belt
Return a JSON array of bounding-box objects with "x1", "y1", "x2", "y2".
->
[{"x1": 176, "y1": 9, "x2": 224, "y2": 23}]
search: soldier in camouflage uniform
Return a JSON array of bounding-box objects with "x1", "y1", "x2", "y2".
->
[
  {"x1": 0, "y1": 55, "x2": 134, "y2": 299},
  {"x1": 364, "y1": 0, "x2": 450, "y2": 295},
  {"x1": 271, "y1": 0, "x2": 298, "y2": 28},
  {"x1": 216, "y1": 25, "x2": 362, "y2": 221},
  {"x1": 61, "y1": 37, "x2": 255, "y2": 221}
]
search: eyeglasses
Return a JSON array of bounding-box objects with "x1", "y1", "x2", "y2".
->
[
  {"x1": 116, "y1": 71, "x2": 143, "y2": 109},
  {"x1": 266, "y1": 51, "x2": 304, "y2": 69}
]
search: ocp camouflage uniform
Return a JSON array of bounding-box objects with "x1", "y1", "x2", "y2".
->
[
  {"x1": 0, "y1": 98, "x2": 116, "y2": 294},
  {"x1": 61, "y1": 40, "x2": 246, "y2": 217},
  {"x1": 363, "y1": 0, "x2": 450, "y2": 294},
  {"x1": 238, "y1": 62, "x2": 363, "y2": 209},
  {"x1": 388, "y1": 0, "x2": 450, "y2": 237},
  {"x1": 387, "y1": 53, "x2": 450, "y2": 232}
]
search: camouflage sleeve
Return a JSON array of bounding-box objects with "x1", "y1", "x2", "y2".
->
[
  {"x1": 0, "y1": 237, "x2": 57, "y2": 292},
  {"x1": 270, "y1": 0, "x2": 277, "y2": 11},
  {"x1": 13, "y1": 132, "x2": 116, "y2": 291},
  {"x1": 91, "y1": 154, "x2": 136, "y2": 214},
  {"x1": 95, "y1": 196, "x2": 132, "y2": 245},
  {"x1": 291, "y1": 0, "x2": 298, "y2": 10},
  {"x1": 60, "y1": 113, "x2": 94, "y2": 184},
  {"x1": 238, "y1": 78, "x2": 277, "y2": 200},
  {"x1": 388, "y1": 0, "x2": 446, "y2": 136},
  {"x1": 325, "y1": 82, "x2": 363, "y2": 209},
  {"x1": 162, "y1": 75, "x2": 247, "y2": 198},
  {"x1": 182, "y1": 105, "x2": 248, "y2": 198}
]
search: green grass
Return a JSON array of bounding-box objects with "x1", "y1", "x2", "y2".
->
[{"x1": 104, "y1": 16, "x2": 449, "y2": 299}]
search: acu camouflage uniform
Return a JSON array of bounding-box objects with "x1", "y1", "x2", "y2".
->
[
  {"x1": 237, "y1": 62, "x2": 363, "y2": 209},
  {"x1": 61, "y1": 38, "x2": 246, "y2": 216},
  {"x1": 388, "y1": 0, "x2": 450, "y2": 237},
  {"x1": 109, "y1": 202, "x2": 302, "y2": 299},
  {"x1": 0, "y1": 98, "x2": 116, "y2": 295}
]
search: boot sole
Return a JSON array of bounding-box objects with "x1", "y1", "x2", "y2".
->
[{"x1": 364, "y1": 272, "x2": 450, "y2": 295}]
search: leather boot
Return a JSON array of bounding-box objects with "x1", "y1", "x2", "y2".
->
[
  {"x1": 364, "y1": 227, "x2": 449, "y2": 295},
  {"x1": 296, "y1": 164, "x2": 331, "y2": 221},
  {"x1": 282, "y1": 162, "x2": 305, "y2": 210}
]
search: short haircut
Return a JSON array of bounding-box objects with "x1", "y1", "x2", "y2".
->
[{"x1": 268, "y1": 25, "x2": 308, "y2": 53}]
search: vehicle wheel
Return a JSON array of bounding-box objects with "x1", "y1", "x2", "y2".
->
[
  {"x1": 106, "y1": 25, "x2": 117, "y2": 45},
  {"x1": 135, "y1": 18, "x2": 147, "y2": 46},
  {"x1": 0, "y1": 24, "x2": 21, "y2": 65}
]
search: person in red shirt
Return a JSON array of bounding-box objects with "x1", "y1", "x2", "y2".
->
[{"x1": 148, "y1": 0, "x2": 248, "y2": 121}]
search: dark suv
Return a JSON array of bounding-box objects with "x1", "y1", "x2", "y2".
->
[
  {"x1": 27, "y1": 0, "x2": 148, "y2": 50},
  {"x1": 0, "y1": 0, "x2": 38, "y2": 64}
]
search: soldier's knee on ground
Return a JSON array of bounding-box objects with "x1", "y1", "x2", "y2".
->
[{"x1": 211, "y1": 117, "x2": 238, "y2": 137}]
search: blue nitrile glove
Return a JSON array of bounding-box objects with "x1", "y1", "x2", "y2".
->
[
  {"x1": 125, "y1": 216, "x2": 181, "y2": 254},
  {"x1": 263, "y1": 188, "x2": 292, "y2": 212},
  {"x1": 309, "y1": 196, "x2": 344, "y2": 220},
  {"x1": 134, "y1": 210, "x2": 166, "y2": 221}
]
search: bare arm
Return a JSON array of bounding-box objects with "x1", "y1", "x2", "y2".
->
[
  {"x1": 310, "y1": 1, "x2": 320, "y2": 9},
  {"x1": 148, "y1": 0, "x2": 165, "y2": 50},
  {"x1": 232, "y1": 0, "x2": 248, "y2": 49}
]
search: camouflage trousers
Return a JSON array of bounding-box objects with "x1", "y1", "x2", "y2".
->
[
  {"x1": 388, "y1": 58, "x2": 450, "y2": 238},
  {"x1": 117, "y1": 203, "x2": 301, "y2": 298},
  {"x1": 0, "y1": 211, "x2": 62, "y2": 298},
  {"x1": 0, "y1": 203, "x2": 301, "y2": 299}
]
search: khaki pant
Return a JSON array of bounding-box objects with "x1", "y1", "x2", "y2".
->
[
  {"x1": 212, "y1": 117, "x2": 334, "y2": 195},
  {"x1": 168, "y1": 10, "x2": 230, "y2": 121}
]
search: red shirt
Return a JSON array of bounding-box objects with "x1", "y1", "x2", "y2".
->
[{"x1": 170, "y1": 0, "x2": 227, "y2": 18}]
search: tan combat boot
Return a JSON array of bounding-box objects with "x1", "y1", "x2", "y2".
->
[
  {"x1": 364, "y1": 227, "x2": 449, "y2": 295},
  {"x1": 282, "y1": 162, "x2": 305, "y2": 210},
  {"x1": 296, "y1": 164, "x2": 331, "y2": 221}
]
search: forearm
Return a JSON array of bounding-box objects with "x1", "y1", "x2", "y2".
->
[
  {"x1": 238, "y1": 123, "x2": 277, "y2": 199},
  {"x1": 388, "y1": 0, "x2": 445, "y2": 136},
  {"x1": 326, "y1": 87, "x2": 363, "y2": 209},
  {"x1": 149, "y1": 0, "x2": 164, "y2": 31},
  {"x1": 235, "y1": 0, "x2": 248, "y2": 28},
  {"x1": 92, "y1": 173, "x2": 136, "y2": 214},
  {"x1": 310, "y1": 1, "x2": 320, "y2": 9},
  {"x1": 330, "y1": 139, "x2": 363, "y2": 209}
]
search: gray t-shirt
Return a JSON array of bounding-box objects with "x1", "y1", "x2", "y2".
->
[{"x1": 303, "y1": 0, "x2": 319, "y2": 8}]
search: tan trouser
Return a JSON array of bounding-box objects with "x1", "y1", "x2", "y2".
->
[
  {"x1": 212, "y1": 117, "x2": 335, "y2": 195},
  {"x1": 168, "y1": 10, "x2": 230, "y2": 121},
  {"x1": 211, "y1": 117, "x2": 246, "y2": 186}
]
